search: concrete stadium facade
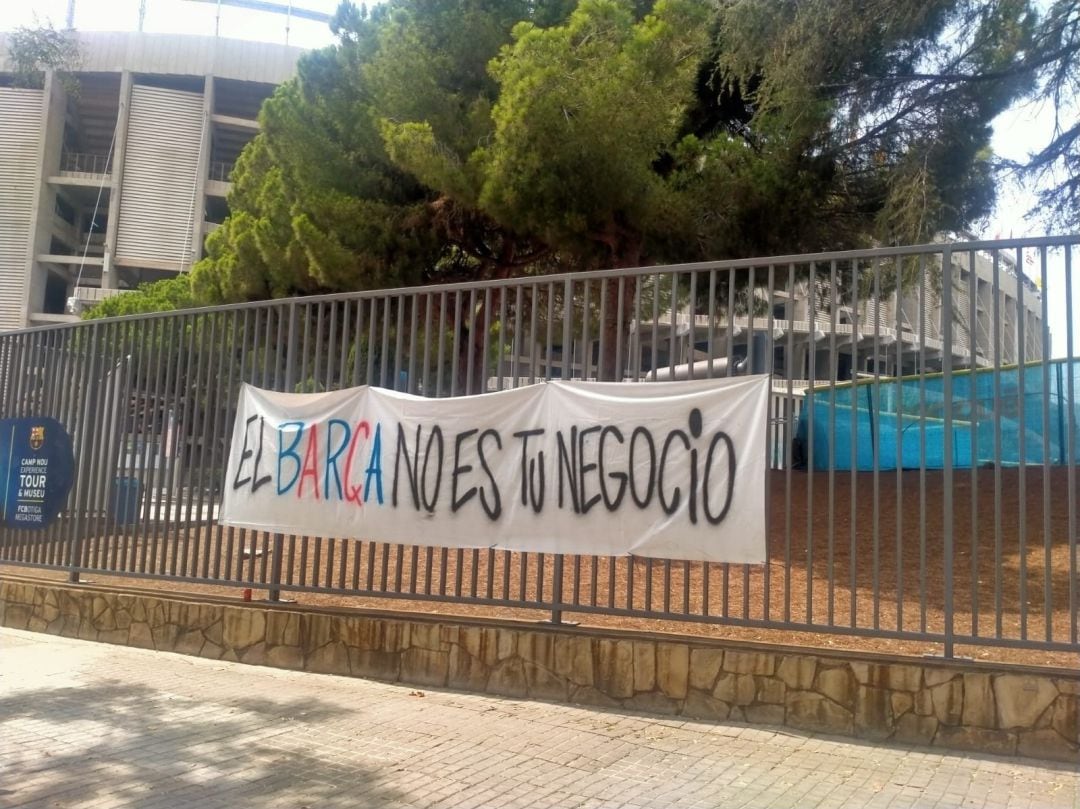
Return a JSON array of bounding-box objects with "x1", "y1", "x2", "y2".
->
[{"x1": 0, "y1": 31, "x2": 302, "y2": 331}]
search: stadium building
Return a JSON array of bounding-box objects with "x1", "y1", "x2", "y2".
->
[{"x1": 0, "y1": 30, "x2": 301, "y2": 331}]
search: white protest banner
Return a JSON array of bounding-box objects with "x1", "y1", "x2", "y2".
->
[{"x1": 220, "y1": 377, "x2": 769, "y2": 563}]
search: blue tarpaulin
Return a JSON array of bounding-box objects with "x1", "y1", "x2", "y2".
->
[{"x1": 794, "y1": 359, "x2": 1080, "y2": 470}]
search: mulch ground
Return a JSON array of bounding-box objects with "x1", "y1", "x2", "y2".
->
[{"x1": 3, "y1": 467, "x2": 1078, "y2": 669}]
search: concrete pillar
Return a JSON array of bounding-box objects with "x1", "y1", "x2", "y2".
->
[
  {"x1": 188, "y1": 74, "x2": 214, "y2": 267},
  {"x1": 23, "y1": 70, "x2": 67, "y2": 321},
  {"x1": 102, "y1": 70, "x2": 132, "y2": 290}
]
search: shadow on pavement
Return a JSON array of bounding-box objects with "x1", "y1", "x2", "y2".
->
[{"x1": 0, "y1": 680, "x2": 404, "y2": 808}]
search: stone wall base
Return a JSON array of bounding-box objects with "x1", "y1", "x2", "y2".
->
[{"x1": 2, "y1": 577, "x2": 1077, "y2": 763}]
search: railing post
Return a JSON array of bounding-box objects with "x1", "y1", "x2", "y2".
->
[
  {"x1": 268, "y1": 302, "x2": 298, "y2": 602},
  {"x1": 941, "y1": 247, "x2": 955, "y2": 659},
  {"x1": 550, "y1": 554, "x2": 564, "y2": 624}
]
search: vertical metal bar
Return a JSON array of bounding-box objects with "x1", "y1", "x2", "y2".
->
[
  {"x1": 298, "y1": 530, "x2": 310, "y2": 588},
  {"x1": 381, "y1": 541, "x2": 391, "y2": 592},
  {"x1": 632, "y1": 276, "x2": 643, "y2": 380},
  {"x1": 6, "y1": 335, "x2": 28, "y2": 566},
  {"x1": 256, "y1": 308, "x2": 274, "y2": 586},
  {"x1": 849, "y1": 258, "x2": 860, "y2": 628},
  {"x1": 563, "y1": 277, "x2": 573, "y2": 381},
  {"x1": 408, "y1": 295, "x2": 418, "y2": 394},
  {"x1": 871, "y1": 258, "x2": 882, "y2": 629},
  {"x1": 724, "y1": 268, "x2": 736, "y2": 616},
  {"x1": 582, "y1": 280, "x2": 591, "y2": 381},
  {"x1": 1016, "y1": 246, "x2": 1027, "y2": 640},
  {"x1": 224, "y1": 309, "x2": 251, "y2": 580},
  {"x1": 968, "y1": 250, "x2": 979, "y2": 637},
  {"x1": 395, "y1": 293, "x2": 405, "y2": 391},
  {"x1": 806, "y1": 262, "x2": 816, "y2": 624},
  {"x1": 12, "y1": 334, "x2": 35, "y2": 567},
  {"x1": 497, "y1": 288, "x2": 507, "y2": 389},
  {"x1": 366, "y1": 297, "x2": 377, "y2": 386},
  {"x1": 353, "y1": 297, "x2": 365, "y2": 387},
  {"x1": 365, "y1": 538, "x2": 376, "y2": 591},
  {"x1": 663, "y1": 558, "x2": 672, "y2": 613},
  {"x1": 89, "y1": 321, "x2": 118, "y2": 571},
  {"x1": 651, "y1": 274, "x2": 661, "y2": 382},
  {"x1": 826, "y1": 260, "x2": 838, "y2": 625},
  {"x1": 513, "y1": 285, "x2": 523, "y2": 386},
  {"x1": 551, "y1": 279, "x2": 572, "y2": 620},
  {"x1": 1065, "y1": 246, "x2": 1078, "y2": 645},
  {"x1": 598, "y1": 278, "x2": 608, "y2": 381},
  {"x1": 120, "y1": 315, "x2": 150, "y2": 565},
  {"x1": 993, "y1": 250, "x2": 1004, "y2": 638},
  {"x1": 192, "y1": 312, "x2": 218, "y2": 579},
  {"x1": 941, "y1": 246, "x2": 955, "y2": 659},
  {"x1": 616, "y1": 276, "x2": 626, "y2": 381},
  {"x1": 743, "y1": 266, "x2": 753, "y2": 619},
  {"x1": 1039, "y1": 246, "x2": 1052, "y2": 640},
  {"x1": 687, "y1": 271, "x2": 697, "y2": 382},
  {"x1": 535, "y1": 552, "x2": 545, "y2": 604},
  {"x1": 53, "y1": 330, "x2": 80, "y2": 568},
  {"x1": 528, "y1": 284, "x2": 538, "y2": 385},
  {"x1": 73, "y1": 324, "x2": 100, "y2": 570},
  {"x1": 699, "y1": 278, "x2": 717, "y2": 604},
  {"x1": 668, "y1": 272, "x2": 678, "y2": 378},
  {"x1": 482, "y1": 288, "x2": 493, "y2": 391},
  {"x1": 268, "y1": 303, "x2": 299, "y2": 602},
  {"x1": 436, "y1": 292, "x2": 447, "y2": 396},
  {"x1": 466, "y1": 289, "x2": 477, "y2": 393},
  {"x1": 340, "y1": 297, "x2": 351, "y2": 389},
  {"x1": 11, "y1": 333, "x2": 36, "y2": 567},
  {"x1": 380, "y1": 296, "x2": 392, "y2": 389},
  {"x1": 300, "y1": 304, "x2": 311, "y2": 392},
  {"x1": 67, "y1": 323, "x2": 97, "y2": 578},
  {"x1": 315, "y1": 302, "x2": 325, "y2": 388},
  {"x1": 645, "y1": 557, "x2": 654, "y2": 613},
  {"x1": 545, "y1": 284, "x2": 554, "y2": 381},
  {"x1": 23, "y1": 333, "x2": 45, "y2": 563},
  {"x1": 918, "y1": 254, "x2": 928, "y2": 633},
  {"x1": 150, "y1": 313, "x2": 179, "y2": 574},
  {"x1": 707, "y1": 270, "x2": 716, "y2": 379},
  {"x1": 326, "y1": 299, "x2": 339, "y2": 391},
  {"x1": 784, "y1": 263, "x2": 795, "y2": 623},
  {"x1": 17, "y1": 332, "x2": 41, "y2": 565},
  {"x1": 212, "y1": 310, "x2": 241, "y2": 580},
  {"x1": 763, "y1": 264, "x2": 774, "y2": 620},
  {"x1": 422, "y1": 293, "x2": 433, "y2": 395},
  {"x1": 409, "y1": 544, "x2": 420, "y2": 594},
  {"x1": 895, "y1": 255, "x2": 905, "y2": 632},
  {"x1": 258, "y1": 309, "x2": 276, "y2": 587},
  {"x1": 450, "y1": 291, "x2": 462, "y2": 396}
]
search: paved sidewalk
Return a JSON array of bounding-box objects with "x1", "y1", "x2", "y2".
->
[{"x1": 0, "y1": 628, "x2": 1077, "y2": 809}]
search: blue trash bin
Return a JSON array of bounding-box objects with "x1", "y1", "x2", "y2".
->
[{"x1": 110, "y1": 477, "x2": 141, "y2": 526}]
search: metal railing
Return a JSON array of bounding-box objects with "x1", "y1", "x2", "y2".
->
[
  {"x1": 1, "y1": 236, "x2": 1077, "y2": 659},
  {"x1": 208, "y1": 160, "x2": 234, "y2": 183},
  {"x1": 59, "y1": 151, "x2": 111, "y2": 176}
]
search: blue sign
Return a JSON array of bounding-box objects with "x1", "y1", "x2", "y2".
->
[{"x1": 0, "y1": 417, "x2": 75, "y2": 529}]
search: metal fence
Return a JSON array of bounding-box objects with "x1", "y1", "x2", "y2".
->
[{"x1": 1, "y1": 236, "x2": 1078, "y2": 659}]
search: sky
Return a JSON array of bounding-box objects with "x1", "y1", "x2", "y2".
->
[
  {"x1": 4, "y1": 0, "x2": 1077, "y2": 355},
  {"x1": 2, "y1": 0, "x2": 340, "y2": 50}
]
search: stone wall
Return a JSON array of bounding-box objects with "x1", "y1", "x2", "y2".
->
[{"x1": 1, "y1": 577, "x2": 1077, "y2": 762}]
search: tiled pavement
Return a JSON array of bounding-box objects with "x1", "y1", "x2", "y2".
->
[{"x1": 0, "y1": 627, "x2": 1077, "y2": 809}]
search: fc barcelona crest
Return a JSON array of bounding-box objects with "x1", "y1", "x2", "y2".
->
[{"x1": 29, "y1": 425, "x2": 45, "y2": 451}]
